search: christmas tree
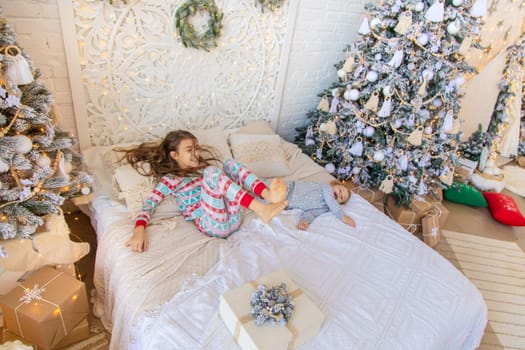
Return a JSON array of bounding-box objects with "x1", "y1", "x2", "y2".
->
[
  {"x1": 295, "y1": 0, "x2": 484, "y2": 206},
  {"x1": 458, "y1": 123, "x2": 491, "y2": 162},
  {"x1": 0, "y1": 10, "x2": 93, "y2": 242}
]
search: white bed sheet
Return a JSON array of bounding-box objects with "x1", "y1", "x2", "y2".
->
[{"x1": 83, "y1": 141, "x2": 487, "y2": 350}]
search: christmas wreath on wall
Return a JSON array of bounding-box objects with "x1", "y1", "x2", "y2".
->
[
  {"x1": 256, "y1": 0, "x2": 285, "y2": 12},
  {"x1": 175, "y1": 0, "x2": 223, "y2": 51}
]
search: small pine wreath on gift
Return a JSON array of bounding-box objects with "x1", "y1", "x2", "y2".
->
[
  {"x1": 175, "y1": 0, "x2": 223, "y2": 51},
  {"x1": 256, "y1": 0, "x2": 285, "y2": 12}
]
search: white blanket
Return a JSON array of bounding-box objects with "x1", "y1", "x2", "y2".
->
[{"x1": 127, "y1": 196, "x2": 487, "y2": 350}]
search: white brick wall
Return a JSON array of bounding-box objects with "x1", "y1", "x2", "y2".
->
[
  {"x1": 2, "y1": 0, "x2": 78, "y2": 137},
  {"x1": 2, "y1": 0, "x2": 365, "y2": 144},
  {"x1": 276, "y1": 0, "x2": 365, "y2": 141}
]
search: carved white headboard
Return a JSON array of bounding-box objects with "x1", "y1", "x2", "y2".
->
[{"x1": 59, "y1": 0, "x2": 296, "y2": 149}]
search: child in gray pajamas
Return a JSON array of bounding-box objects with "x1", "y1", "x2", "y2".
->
[{"x1": 279, "y1": 179, "x2": 356, "y2": 230}]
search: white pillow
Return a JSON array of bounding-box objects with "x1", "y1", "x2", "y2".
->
[
  {"x1": 113, "y1": 164, "x2": 180, "y2": 221},
  {"x1": 229, "y1": 133, "x2": 291, "y2": 178},
  {"x1": 193, "y1": 127, "x2": 233, "y2": 162}
]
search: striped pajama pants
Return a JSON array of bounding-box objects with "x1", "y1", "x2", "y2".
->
[{"x1": 195, "y1": 159, "x2": 266, "y2": 238}]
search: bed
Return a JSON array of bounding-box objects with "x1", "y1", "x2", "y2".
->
[{"x1": 80, "y1": 121, "x2": 487, "y2": 350}]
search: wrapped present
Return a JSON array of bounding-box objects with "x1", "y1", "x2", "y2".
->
[
  {"x1": 385, "y1": 196, "x2": 447, "y2": 234},
  {"x1": 1, "y1": 317, "x2": 90, "y2": 349},
  {"x1": 385, "y1": 197, "x2": 429, "y2": 233},
  {"x1": 421, "y1": 202, "x2": 449, "y2": 248},
  {"x1": 422, "y1": 213, "x2": 441, "y2": 247},
  {"x1": 0, "y1": 266, "x2": 89, "y2": 350},
  {"x1": 219, "y1": 270, "x2": 324, "y2": 350},
  {"x1": 54, "y1": 264, "x2": 77, "y2": 279}
]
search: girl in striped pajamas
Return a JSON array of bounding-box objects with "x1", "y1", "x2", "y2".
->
[{"x1": 120, "y1": 130, "x2": 288, "y2": 253}]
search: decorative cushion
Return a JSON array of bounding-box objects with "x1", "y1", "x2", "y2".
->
[
  {"x1": 443, "y1": 182, "x2": 488, "y2": 207},
  {"x1": 113, "y1": 164, "x2": 180, "y2": 221},
  {"x1": 0, "y1": 213, "x2": 89, "y2": 273},
  {"x1": 229, "y1": 133, "x2": 291, "y2": 178},
  {"x1": 482, "y1": 192, "x2": 525, "y2": 226}
]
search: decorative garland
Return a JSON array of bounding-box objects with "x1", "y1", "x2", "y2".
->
[
  {"x1": 175, "y1": 0, "x2": 223, "y2": 51},
  {"x1": 251, "y1": 283, "x2": 294, "y2": 326},
  {"x1": 256, "y1": 0, "x2": 285, "y2": 12}
]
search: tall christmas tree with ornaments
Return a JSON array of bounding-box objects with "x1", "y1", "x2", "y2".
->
[
  {"x1": 0, "y1": 10, "x2": 93, "y2": 243},
  {"x1": 295, "y1": 0, "x2": 485, "y2": 206}
]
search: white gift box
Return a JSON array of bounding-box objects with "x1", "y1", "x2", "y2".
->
[{"x1": 219, "y1": 270, "x2": 324, "y2": 350}]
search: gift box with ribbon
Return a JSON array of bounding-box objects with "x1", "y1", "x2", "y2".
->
[
  {"x1": 1, "y1": 316, "x2": 90, "y2": 349},
  {"x1": 422, "y1": 213, "x2": 441, "y2": 247},
  {"x1": 0, "y1": 266, "x2": 89, "y2": 350},
  {"x1": 219, "y1": 269, "x2": 324, "y2": 350},
  {"x1": 385, "y1": 196, "x2": 431, "y2": 234}
]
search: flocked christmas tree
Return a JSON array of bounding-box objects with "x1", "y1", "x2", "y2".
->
[
  {"x1": 0, "y1": 10, "x2": 93, "y2": 243},
  {"x1": 295, "y1": 0, "x2": 485, "y2": 206}
]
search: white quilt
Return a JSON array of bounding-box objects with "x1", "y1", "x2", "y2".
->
[{"x1": 84, "y1": 141, "x2": 487, "y2": 350}]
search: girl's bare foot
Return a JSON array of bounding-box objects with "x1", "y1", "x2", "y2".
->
[
  {"x1": 249, "y1": 200, "x2": 288, "y2": 223},
  {"x1": 269, "y1": 178, "x2": 287, "y2": 203}
]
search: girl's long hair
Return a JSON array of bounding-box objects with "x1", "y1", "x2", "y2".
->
[{"x1": 114, "y1": 130, "x2": 221, "y2": 180}]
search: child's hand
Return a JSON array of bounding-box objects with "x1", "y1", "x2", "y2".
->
[
  {"x1": 297, "y1": 220, "x2": 309, "y2": 230},
  {"x1": 342, "y1": 215, "x2": 356, "y2": 227},
  {"x1": 126, "y1": 226, "x2": 148, "y2": 253}
]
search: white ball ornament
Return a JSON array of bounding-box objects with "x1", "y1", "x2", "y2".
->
[
  {"x1": 382, "y1": 85, "x2": 392, "y2": 97},
  {"x1": 394, "y1": 119, "x2": 403, "y2": 128},
  {"x1": 447, "y1": 21, "x2": 461, "y2": 35},
  {"x1": 373, "y1": 151, "x2": 385, "y2": 162},
  {"x1": 363, "y1": 126, "x2": 375, "y2": 137},
  {"x1": 81, "y1": 186, "x2": 91, "y2": 195},
  {"x1": 424, "y1": 126, "x2": 433, "y2": 134},
  {"x1": 325, "y1": 163, "x2": 336, "y2": 173},
  {"x1": 452, "y1": 0, "x2": 463, "y2": 6},
  {"x1": 407, "y1": 63, "x2": 416, "y2": 71},
  {"x1": 454, "y1": 75, "x2": 465, "y2": 87},
  {"x1": 352, "y1": 167, "x2": 361, "y2": 174},
  {"x1": 37, "y1": 154, "x2": 51, "y2": 168},
  {"x1": 414, "y1": 2, "x2": 425, "y2": 12},
  {"x1": 432, "y1": 98, "x2": 443, "y2": 107},
  {"x1": 14, "y1": 135, "x2": 33, "y2": 154},
  {"x1": 375, "y1": 53, "x2": 382, "y2": 61},
  {"x1": 422, "y1": 69, "x2": 434, "y2": 80},
  {"x1": 366, "y1": 71, "x2": 379, "y2": 82},
  {"x1": 417, "y1": 33, "x2": 429, "y2": 46},
  {"x1": 345, "y1": 88, "x2": 360, "y2": 101},
  {"x1": 337, "y1": 69, "x2": 346, "y2": 79}
]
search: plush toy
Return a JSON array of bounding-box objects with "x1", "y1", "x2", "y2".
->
[{"x1": 0, "y1": 213, "x2": 89, "y2": 272}]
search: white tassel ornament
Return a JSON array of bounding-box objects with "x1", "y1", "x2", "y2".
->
[
  {"x1": 425, "y1": 2, "x2": 444, "y2": 22},
  {"x1": 378, "y1": 97, "x2": 392, "y2": 117},
  {"x1": 4, "y1": 45, "x2": 34, "y2": 85},
  {"x1": 440, "y1": 110, "x2": 454, "y2": 133},
  {"x1": 349, "y1": 137, "x2": 364, "y2": 156},
  {"x1": 358, "y1": 17, "x2": 371, "y2": 35},
  {"x1": 388, "y1": 48, "x2": 404, "y2": 68}
]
